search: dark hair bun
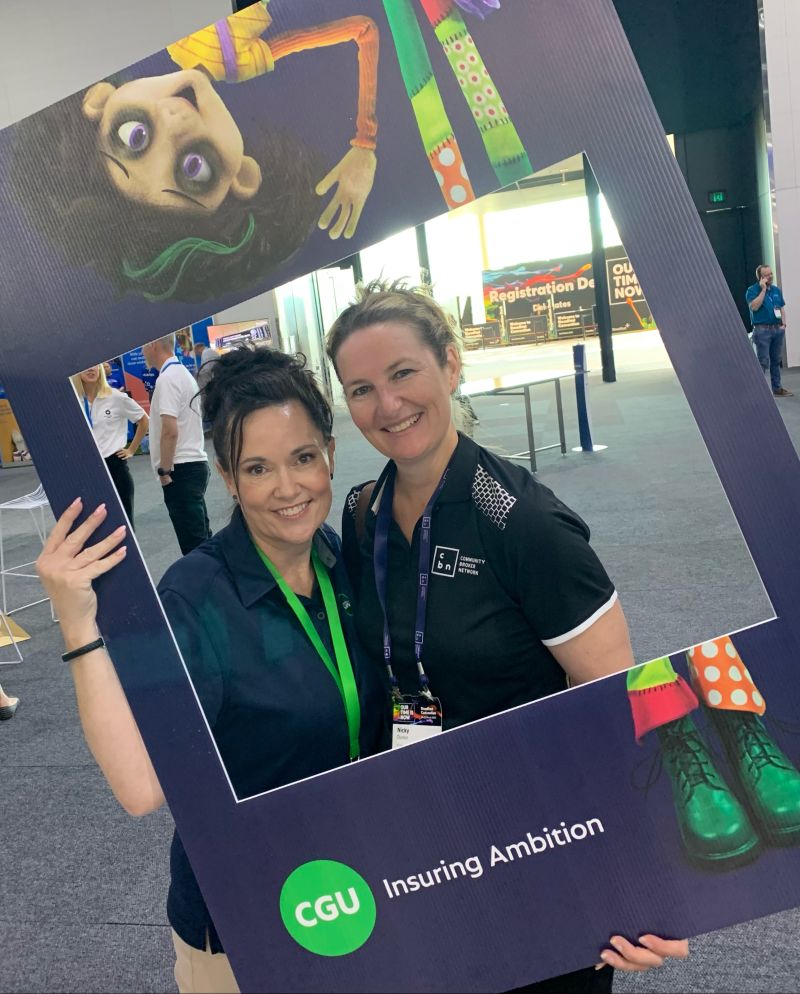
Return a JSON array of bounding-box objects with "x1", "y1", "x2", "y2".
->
[
  {"x1": 202, "y1": 346, "x2": 305, "y2": 424},
  {"x1": 199, "y1": 345, "x2": 333, "y2": 475}
]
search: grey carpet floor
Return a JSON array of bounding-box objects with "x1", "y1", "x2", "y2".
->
[{"x1": 1, "y1": 361, "x2": 798, "y2": 992}]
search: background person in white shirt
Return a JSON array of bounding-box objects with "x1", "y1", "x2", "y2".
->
[
  {"x1": 143, "y1": 334, "x2": 211, "y2": 555},
  {"x1": 73, "y1": 364, "x2": 149, "y2": 529},
  {"x1": 193, "y1": 342, "x2": 221, "y2": 393},
  {"x1": 194, "y1": 343, "x2": 222, "y2": 435}
]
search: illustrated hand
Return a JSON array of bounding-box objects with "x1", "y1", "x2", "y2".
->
[
  {"x1": 595, "y1": 935, "x2": 688, "y2": 973},
  {"x1": 316, "y1": 147, "x2": 377, "y2": 240},
  {"x1": 116, "y1": 448, "x2": 133, "y2": 461},
  {"x1": 36, "y1": 499, "x2": 127, "y2": 641}
]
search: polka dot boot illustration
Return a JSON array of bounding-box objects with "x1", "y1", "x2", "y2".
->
[
  {"x1": 628, "y1": 657, "x2": 759, "y2": 868},
  {"x1": 430, "y1": 139, "x2": 475, "y2": 209},
  {"x1": 688, "y1": 636, "x2": 800, "y2": 846},
  {"x1": 382, "y1": 0, "x2": 532, "y2": 215}
]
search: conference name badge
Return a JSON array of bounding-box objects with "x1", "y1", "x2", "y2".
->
[{"x1": 392, "y1": 693, "x2": 443, "y2": 749}]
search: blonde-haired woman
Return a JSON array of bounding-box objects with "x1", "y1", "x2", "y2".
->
[
  {"x1": 328, "y1": 282, "x2": 689, "y2": 989},
  {"x1": 72, "y1": 365, "x2": 149, "y2": 528}
]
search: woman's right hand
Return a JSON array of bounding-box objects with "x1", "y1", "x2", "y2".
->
[{"x1": 37, "y1": 499, "x2": 127, "y2": 642}]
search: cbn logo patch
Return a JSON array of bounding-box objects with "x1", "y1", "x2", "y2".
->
[
  {"x1": 431, "y1": 546, "x2": 460, "y2": 577},
  {"x1": 280, "y1": 860, "x2": 376, "y2": 957}
]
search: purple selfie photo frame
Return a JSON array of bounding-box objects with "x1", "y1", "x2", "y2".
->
[{"x1": 1, "y1": 0, "x2": 800, "y2": 990}]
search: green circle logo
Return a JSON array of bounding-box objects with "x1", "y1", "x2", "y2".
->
[{"x1": 279, "y1": 860, "x2": 376, "y2": 957}]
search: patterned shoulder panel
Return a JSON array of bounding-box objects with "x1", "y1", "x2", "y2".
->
[
  {"x1": 345, "y1": 483, "x2": 369, "y2": 520},
  {"x1": 471, "y1": 464, "x2": 517, "y2": 530}
]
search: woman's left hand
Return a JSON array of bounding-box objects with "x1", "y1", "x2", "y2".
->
[
  {"x1": 595, "y1": 934, "x2": 689, "y2": 972},
  {"x1": 116, "y1": 448, "x2": 133, "y2": 461}
]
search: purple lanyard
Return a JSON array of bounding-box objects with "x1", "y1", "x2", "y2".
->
[{"x1": 373, "y1": 461, "x2": 451, "y2": 696}]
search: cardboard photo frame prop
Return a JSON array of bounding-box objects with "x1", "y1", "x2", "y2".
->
[{"x1": 2, "y1": 0, "x2": 800, "y2": 989}]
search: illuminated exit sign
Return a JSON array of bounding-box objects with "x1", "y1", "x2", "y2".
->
[{"x1": 708, "y1": 189, "x2": 728, "y2": 204}]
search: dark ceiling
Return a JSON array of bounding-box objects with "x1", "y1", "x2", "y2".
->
[{"x1": 611, "y1": 0, "x2": 763, "y2": 134}]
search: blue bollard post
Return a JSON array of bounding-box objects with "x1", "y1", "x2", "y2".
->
[{"x1": 572, "y1": 344, "x2": 607, "y2": 454}]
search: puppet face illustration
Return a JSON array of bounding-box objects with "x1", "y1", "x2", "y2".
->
[{"x1": 82, "y1": 69, "x2": 263, "y2": 214}]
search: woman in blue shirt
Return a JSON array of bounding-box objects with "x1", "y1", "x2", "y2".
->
[{"x1": 37, "y1": 347, "x2": 387, "y2": 993}]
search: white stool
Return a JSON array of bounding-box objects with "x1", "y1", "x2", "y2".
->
[{"x1": 0, "y1": 483, "x2": 55, "y2": 664}]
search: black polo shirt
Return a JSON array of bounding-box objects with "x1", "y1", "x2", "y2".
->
[
  {"x1": 157, "y1": 508, "x2": 388, "y2": 952},
  {"x1": 342, "y1": 434, "x2": 616, "y2": 731}
]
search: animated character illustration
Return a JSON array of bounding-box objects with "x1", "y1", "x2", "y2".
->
[
  {"x1": 629, "y1": 635, "x2": 800, "y2": 868},
  {"x1": 383, "y1": 0, "x2": 531, "y2": 209},
  {"x1": 10, "y1": 1, "x2": 378, "y2": 302}
]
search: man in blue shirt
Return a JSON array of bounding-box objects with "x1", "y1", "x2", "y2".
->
[{"x1": 746, "y1": 264, "x2": 793, "y2": 396}]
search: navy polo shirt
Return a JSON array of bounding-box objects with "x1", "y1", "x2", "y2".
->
[
  {"x1": 342, "y1": 434, "x2": 616, "y2": 731},
  {"x1": 157, "y1": 509, "x2": 388, "y2": 952},
  {"x1": 746, "y1": 282, "x2": 785, "y2": 324}
]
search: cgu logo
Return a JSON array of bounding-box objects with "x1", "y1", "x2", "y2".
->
[
  {"x1": 281, "y1": 859, "x2": 376, "y2": 955},
  {"x1": 295, "y1": 888, "x2": 360, "y2": 928}
]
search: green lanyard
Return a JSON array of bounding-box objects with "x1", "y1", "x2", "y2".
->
[{"x1": 252, "y1": 542, "x2": 361, "y2": 761}]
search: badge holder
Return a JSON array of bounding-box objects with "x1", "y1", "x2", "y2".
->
[{"x1": 392, "y1": 688, "x2": 443, "y2": 749}]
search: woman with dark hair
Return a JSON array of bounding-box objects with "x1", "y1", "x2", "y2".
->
[
  {"x1": 37, "y1": 346, "x2": 387, "y2": 993},
  {"x1": 9, "y1": 1, "x2": 378, "y2": 303},
  {"x1": 327, "y1": 281, "x2": 689, "y2": 991}
]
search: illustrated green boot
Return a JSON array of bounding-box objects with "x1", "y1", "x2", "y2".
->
[
  {"x1": 708, "y1": 709, "x2": 800, "y2": 846},
  {"x1": 657, "y1": 715, "x2": 760, "y2": 868}
]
